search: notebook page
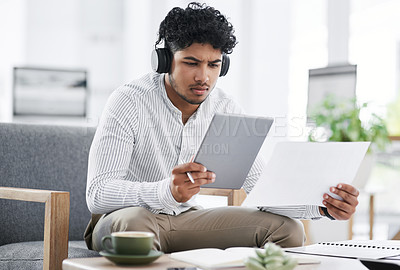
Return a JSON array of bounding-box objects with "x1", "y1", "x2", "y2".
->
[{"x1": 285, "y1": 240, "x2": 400, "y2": 260}]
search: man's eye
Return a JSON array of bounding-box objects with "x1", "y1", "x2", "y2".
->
[
  {"x1": 184, "y1": 62, "x2": 197, "y2": 66},
  {"x1": 209, "y1": 63, "x2": 220, "y2": 68}
]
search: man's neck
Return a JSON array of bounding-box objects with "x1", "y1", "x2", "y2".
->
[
  {"x1": 180, "y1": 104, "x2": 199, "y2": 125},
  {"x1": 164, "y1": 75, "x2": 199, "y2": 125}
]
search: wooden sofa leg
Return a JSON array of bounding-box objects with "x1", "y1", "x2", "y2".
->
[{"x1": 43, "y1": 192, "x2": 70, "y2": 270}]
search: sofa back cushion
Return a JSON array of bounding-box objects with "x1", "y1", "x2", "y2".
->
[{"x1": 0, "y1": 123, "x2": 96, "y2": 245}]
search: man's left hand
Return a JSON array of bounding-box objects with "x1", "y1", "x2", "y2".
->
[{"x1": 321, "y1": 183, "x2": 359, "y2": 220}]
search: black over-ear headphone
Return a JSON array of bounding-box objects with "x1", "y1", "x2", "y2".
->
[{"x1": 151, "y1": 48, "x2": 230, "y2": 77}]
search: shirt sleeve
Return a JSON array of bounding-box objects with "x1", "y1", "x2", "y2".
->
[
  {"x1": 258, "y1": 205, "x2": 323, "y2": 220},
  {"x1": 86, "y1": 89, "x2": 181, "y2": 214}
]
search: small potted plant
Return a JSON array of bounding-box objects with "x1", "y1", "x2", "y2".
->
[{"x1": 244, "y1": 242, "x2": 297, "y2": 270}]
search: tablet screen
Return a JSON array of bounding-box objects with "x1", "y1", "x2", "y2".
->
[{"x1": 193, "y1": 113, "x2": 273, "y2": 189}]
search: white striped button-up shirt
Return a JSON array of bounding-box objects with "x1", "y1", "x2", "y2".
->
[{"x1": 86, "y1": 72, "x2": 322, "y2": 219}]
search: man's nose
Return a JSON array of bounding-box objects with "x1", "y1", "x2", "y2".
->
[{"x1": 194, "y1": 66, "x2": 209, "y2": 84}]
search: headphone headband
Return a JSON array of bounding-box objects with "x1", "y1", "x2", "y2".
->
[{"x1": 151, "y1": 48, "x2": 230, "y2": 77}]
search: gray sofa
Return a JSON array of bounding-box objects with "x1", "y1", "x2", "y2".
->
[{"x1": 0, "y1": 123, "x2": 100, "y2": 270}]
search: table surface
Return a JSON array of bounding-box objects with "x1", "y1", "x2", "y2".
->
[{"x1": 62, "y1": 253, "x2": 374, "y2": 270}]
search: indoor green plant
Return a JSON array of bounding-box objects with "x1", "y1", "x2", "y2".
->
[
  {"x1": 386, "y1": 94, "x2": 400, "y2": 136},
  {"x1": 308, "y1": 94, "x2": 391, "y2": 152}
]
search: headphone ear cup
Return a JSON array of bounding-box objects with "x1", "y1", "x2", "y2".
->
[
  {"x1": 151, "y1": 48, "x2": 172, "y2": 73},
  {"x1": 219, "y1": 54, "x2": 230, "y2": 77}
]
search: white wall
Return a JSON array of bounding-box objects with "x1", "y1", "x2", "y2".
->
[
  {"x1": 1, "y1": 1, "x2": 398, "y2": 130},
  {"x1": 0, "y1": 0, "x2": 294, "y2": 131},
  {"x1": 0, "y1": 0, "x2": 126, "y2": 123},
  {"x1": 288, "y1": 0, "x2": 328, "y2": 140},
  {"x1": 0, "y1": 0, "x2": 26, "y2": 122},
  {"x1": 80, "y1": 0, "x2": 124, "y2": 120},
  {"x1": 350, "y1": 0, "x2": 400, "y2": 106},
  {"x1": 25, "y1": 0, "x2": 81, "y2": 66}
]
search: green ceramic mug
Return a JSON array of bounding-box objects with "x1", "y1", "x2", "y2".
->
[{"x1": 101, "y1": 231, "x2": 154, "y2": 255}]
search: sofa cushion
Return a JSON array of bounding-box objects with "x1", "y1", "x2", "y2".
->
[
  {"x1": 0, "y1": 241, "x2": 100, "y2": 270},
  {"x1": 0, "y1": 123, "x2": 96, "y2": 245}
]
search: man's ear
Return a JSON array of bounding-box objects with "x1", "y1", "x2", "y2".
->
[
  {"x1": 151, "y1": 48, "x2": 173, "y2": 74},
  {"x1": 219, "y1": 54, "x2": 230, "y2": 77}
]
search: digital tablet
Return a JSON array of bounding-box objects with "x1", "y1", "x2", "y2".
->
[{"x1": 193, "y1": 113, "x2": 273, "y2": 189}]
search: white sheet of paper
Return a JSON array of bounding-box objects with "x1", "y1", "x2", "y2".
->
[{"x1": 242, "y1": 142, "x2": 370, "y2": 207}]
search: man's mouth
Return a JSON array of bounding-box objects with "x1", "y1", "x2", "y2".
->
[{"x1": 191, "y1": 87, "x2": 208, "y2": 95}]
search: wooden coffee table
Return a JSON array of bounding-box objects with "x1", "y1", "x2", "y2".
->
[
  {"x1": 63, "y1": 253, "x2": 376, "y2": 270},
  {"x1": 62, "y1": 255, "x2": 193, "y2": 270}
]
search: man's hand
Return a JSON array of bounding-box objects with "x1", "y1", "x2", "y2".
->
[
  {"x1": 170, "y1": 162, "x2": 216, "y2": 203},
  {"x1": 321, "y1": 183, "x2": 359, "y2": 220}
]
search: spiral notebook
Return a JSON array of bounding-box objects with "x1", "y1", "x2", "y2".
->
[{"x1": 285, "y1": 240, "x2": 400, "y2": 260}]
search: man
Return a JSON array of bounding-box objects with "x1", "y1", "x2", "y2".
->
[{"x1": 85, "y1": 2, "x2": 359, "y2": 253}]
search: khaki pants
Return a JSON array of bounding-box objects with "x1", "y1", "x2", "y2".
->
[{"x1": 85, "y1": 206, "x2": 304, "y2": 253}]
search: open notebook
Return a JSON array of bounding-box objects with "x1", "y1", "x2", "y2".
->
[
  {"x1": 170, "y1": 247, "x2": 319, "y2": 269},
  {"x1": 285, "y1": 240, "x2": 400, "y2": 260}
]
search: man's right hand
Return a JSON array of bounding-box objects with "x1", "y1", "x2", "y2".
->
[{"x1": 169, "y1": 162, "x2": 216, "y2": 203}]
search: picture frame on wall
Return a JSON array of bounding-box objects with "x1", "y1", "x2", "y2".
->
[{"x1": 13, "y1": 66, "x2": 88, "y2": 117}]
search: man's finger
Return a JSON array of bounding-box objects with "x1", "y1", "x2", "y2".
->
[
  {"x1": 323, "y1": 202, "x2": 350, "y2": 220},
  {"x1": 324, "y1": 195, "x2": 353, "y2": 213},
  {"x1": 172, "y1": 162, "x2": 207, "y2": 174},
  {"x1": 188, "y1": 171, "x2": 215, "y2": 181},
  {"x1": 323, "y1": 194, "x2": 356, "y2": 219},
  {"x1": 329, "y1": 187, "x2": 359, "y2": 206},
  {"x1": 188, "y1": 177, "x2": 215, "y2": 189},
  {"x1": 336, "y1": 183, "x2": 359, "y2": 197},
  {"x1": 171, "y1": 173, "x2": 192, "y2": 185}
]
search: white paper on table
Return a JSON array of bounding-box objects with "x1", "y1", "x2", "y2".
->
[{"x1": 242, "y1": 141, "x2": 370, "y2": 207}]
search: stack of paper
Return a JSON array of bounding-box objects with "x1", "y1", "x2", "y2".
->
[{"x1": 242, "y1": 142, "x2": 370, "y2": 207}]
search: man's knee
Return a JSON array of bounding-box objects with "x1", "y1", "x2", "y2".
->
[
  {"x1": 91, "y1": 207, "x2": 159, "y2": 251},
  {"x1": 257, "y1": 212, "x2": 305, "y2": 248},
  {"x1": 112, "y1": 207, "x2": 157, "y2": 232},
  {"x1": 277, "y1": 218, "x2": 305, "y2": 248}
]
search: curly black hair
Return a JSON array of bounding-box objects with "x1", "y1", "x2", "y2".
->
[{"x1": 156, "y1": 2, "x2": 237, "y2": 54}]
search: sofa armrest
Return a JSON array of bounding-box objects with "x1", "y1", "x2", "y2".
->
[{"x1": 0, "y1": 187, "x2": 70, "y2": 270}]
